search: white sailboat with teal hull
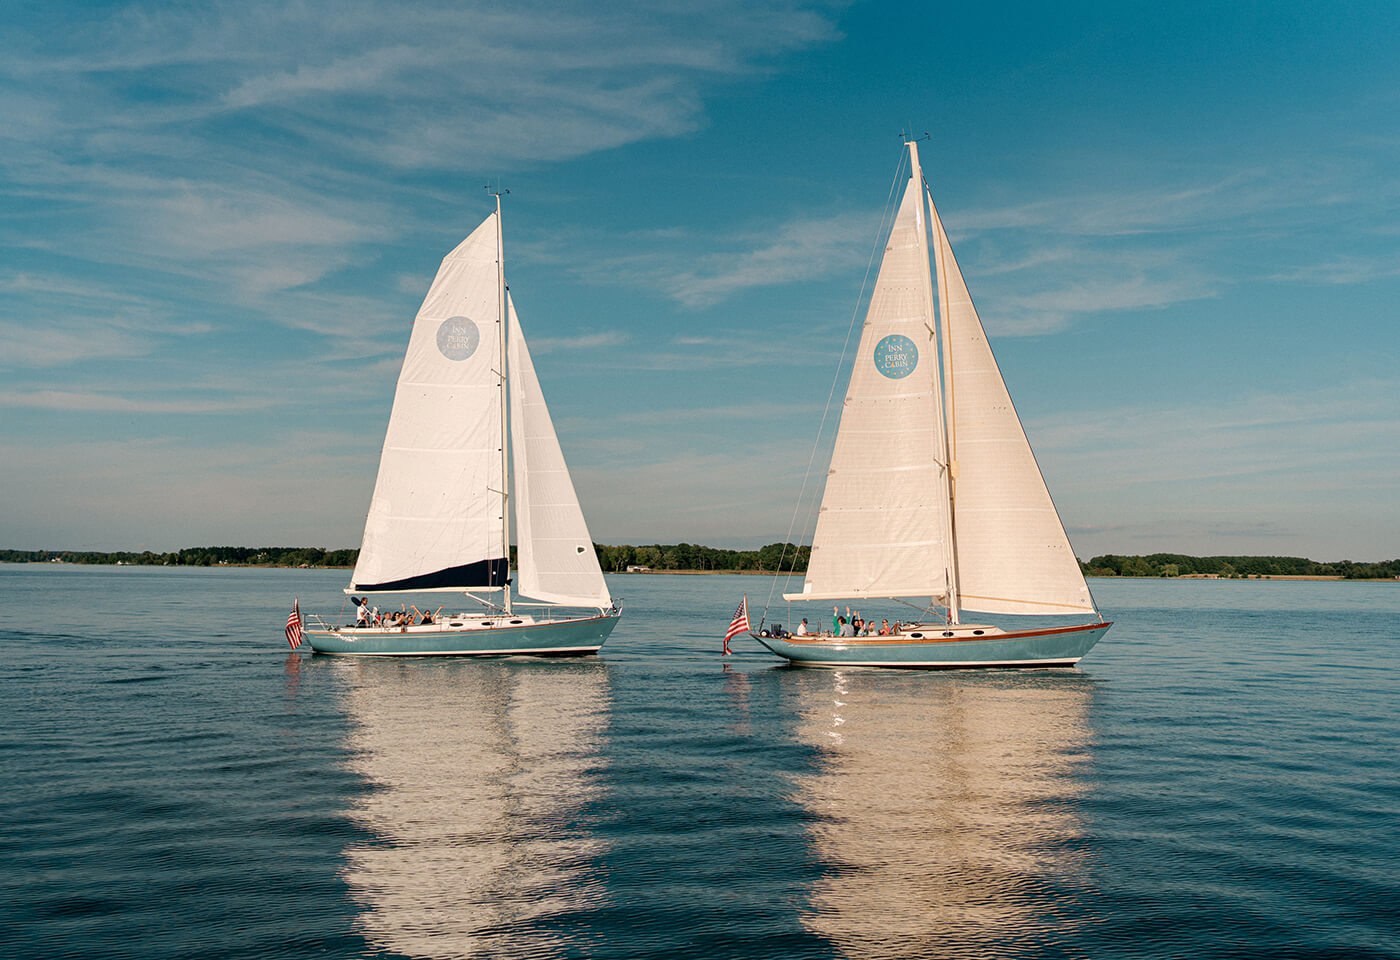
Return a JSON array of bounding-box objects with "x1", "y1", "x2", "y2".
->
[
  {"x1": 754, "y1": 142, "x2": 1109, "y2": 668},
  {"x1": 306, "y1": 197, "x2": 620, "y2": 656}
]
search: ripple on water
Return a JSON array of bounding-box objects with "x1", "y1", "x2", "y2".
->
[{"x1": 0, "y1": 569, "x2": 1397, "y2": 959}]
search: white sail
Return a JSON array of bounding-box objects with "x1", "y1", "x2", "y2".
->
[
  {"x1": 788, "y1": 183, "x2": 956, "y2": 602},
  {"x1": 350, "y1": 214, "x2": 508, "y2": 593},
  {"x1": 507, "y1": 297, "x2": 612, "y2": 609},
  {"x1": 931, "y1": 197, "x2": 1095, "y2": 615}
]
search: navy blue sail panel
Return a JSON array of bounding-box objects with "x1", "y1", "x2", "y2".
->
[{"x1": 352, "y1": 557, "x2": 509, "y2": 593}]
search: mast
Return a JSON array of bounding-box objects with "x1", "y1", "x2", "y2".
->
[
  {"x1": 494, "y1": 191, "x2": 512, "y2": 614},
  {"x1": 907, "y1": 140, "x2": 962, "y2": 623},
  {"x1": 930, "y1": 184, "x2": 961, "y2": 623}
]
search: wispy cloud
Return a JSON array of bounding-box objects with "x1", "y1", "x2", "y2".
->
[
  {"x1": 1027, "y1": 377, "x2": 1400, "y2": 558},
  {"x1": 0, "y1": 322, "x2": 152, "y2": 368},
  {"x1": 0, "y1": 0, "x2": 841, "y2": 304},
  {"x1": 991, "y1": 270, "x2": 1218, "y2": 335},
  {"x1": 0, "y1": 390, "x2": 272, "y2": 414},
  {"x1": 931, "y1": 158, "x2": 1400, "y2": 331},
  {"x1": 607, "y1": 401, "x2": 823, "y2": 427},
  {"x1": 554, "y1": 211, "x2": 877, "y2": 308},
  {"x1": 654, "y1": 213, "x2": 875, "y2": 307},
  {"x1": 1268, "y1": 255, "x2": 1400, "y2": 285},
  {"x1": 528, "y1": 330, "x2": 629, "y2": 354}
]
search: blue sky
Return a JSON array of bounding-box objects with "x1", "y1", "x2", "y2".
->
[{"x1": 2, "y1": 0, "x2": 1397, "y2": 560}]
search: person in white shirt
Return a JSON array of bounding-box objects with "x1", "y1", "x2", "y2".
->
[{"x1": 795, "y1": 618, "x2": 809, "y2": 635}]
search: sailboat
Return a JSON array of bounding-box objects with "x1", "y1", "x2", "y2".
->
[
  {"x1": 752, "y1": 142, "x2": 1110, "y2": 668},
  {"x1": 305, "y1": 196, "x2": 621, "y2": 656}
]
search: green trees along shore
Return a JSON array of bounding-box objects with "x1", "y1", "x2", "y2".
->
[
  {"x1": 1080, "y1": 553, "x2": 1398, "y2": 579},
  {"x1": 0, "y1": 547, "x2": 358, "y2": 568},
  {"x1": 2, "y1": 545, "x2": 1397, "y2": 579},
  {"x1": 0, "y1": 542, "x2": 811, "y2": 574}
]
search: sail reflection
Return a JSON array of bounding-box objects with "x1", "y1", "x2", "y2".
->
[
  {"x1": 335, "y1": 661, "x2": 611, "y2": 959},
  {"x1": 787, "y1": 672, "x2": 1095, "y2": 958}
]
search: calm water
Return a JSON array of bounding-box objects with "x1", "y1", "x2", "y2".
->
[{"x1": 1, "y1": 565, "x2": 1397, "y2": 959}]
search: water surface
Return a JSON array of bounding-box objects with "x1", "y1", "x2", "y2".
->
[{"x1": 1, "y1": 566, "x2": 1396, "y2": 958}]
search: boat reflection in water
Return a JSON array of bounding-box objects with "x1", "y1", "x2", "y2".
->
[
  {"x1": 786, "y1": 672, "x2": 1095, "y2": 958},
  {"x1": 334, "y1": 660, "x2": 611, "y2": 958}
]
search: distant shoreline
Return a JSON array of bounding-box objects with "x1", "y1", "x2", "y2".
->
[
  {"x1": 4, "y1": 560, "x2": 1396, "y2": 582},
  {"x1": 4, "y1": 546, "x2": 1397, "y2": 583}
]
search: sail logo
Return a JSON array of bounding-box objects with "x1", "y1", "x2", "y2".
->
[
  {"x1": 873, "y1": 334, "x2": 918, "y2": 379},
  {"x1": 437, "y1": 317, "x2": 480, "y2": 360}
]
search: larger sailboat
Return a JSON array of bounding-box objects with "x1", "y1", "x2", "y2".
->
[
  {"x1": 753, "y1": 142, "x2": 1110, "y2": 668},
  {"x1": 306, "y1": 197, "x2": 621, "y2": 656}
]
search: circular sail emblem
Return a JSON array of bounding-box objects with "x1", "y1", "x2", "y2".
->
[
  {"x1": 873, "y1": 334, "x2": 918, "y2": 379},
  {"x1": 436, "y1": 317, "x2": 480, "y2": 360}
]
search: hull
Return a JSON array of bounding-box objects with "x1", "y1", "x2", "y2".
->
[
  {"x1": 306, "y1": 611, "x2": 620, "y2": 657},
  {"x1": 751, "y1": 621, "x2": 1111, "y2": 669}
]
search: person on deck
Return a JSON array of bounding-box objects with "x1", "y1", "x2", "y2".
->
[
  {"x1": 354, "y1": 597, "x2": 369, "y2": 628},
  {"x1": 838, "y1": 617, "x2": 854, "y2": 638},
  {"x1": 795, "y1": 618, "x2": 809, "y2": 636}
]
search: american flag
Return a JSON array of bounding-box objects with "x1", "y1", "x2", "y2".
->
[
  {"x1": 285, "y1": 598, "x2": 304, "y2": 650},
  {"x1": 723, "y1": 595, "x2": 749, "y2": 655}
]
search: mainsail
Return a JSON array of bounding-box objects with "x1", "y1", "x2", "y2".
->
[
  {"x1": 508, "y1": 297, "x2": 612, "y2": 609},
  {"x1": 350, "y1": 214, "x2": 508, "y2": 593},
  {"x1": 792, "y1": 183, "x2": 956, "y2": 602}
]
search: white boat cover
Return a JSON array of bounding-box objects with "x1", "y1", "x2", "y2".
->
[{"x1": 508, "y1": 296, "x2": 612, "y2": 609}]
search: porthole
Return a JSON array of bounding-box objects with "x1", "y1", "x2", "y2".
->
[
  {"x1": 910, "y1": 633, "x2": 923, "y2": 639},
  {"x1": 510, "y1": 620, "x2": 523, "y2": 625},
  {"x1": 973, "y1": 630, "x2": 984, "y2": 635},
  {"x1": 943, "y1": 632, "x2": 954, "y2": 637}
]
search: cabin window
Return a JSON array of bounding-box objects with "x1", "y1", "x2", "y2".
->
[
  {"x1": 973, "y1": 630, "x2": 985, "y2": 635},
  {"x1": 943, "y1": 632, "x2": 954, "y2": 637},
  {"x1": 910, "y1": 633, "x2": 923, "y2": 639},
  {"x1": 510, "y1": 620, "x2": 523, "y2": 625}
]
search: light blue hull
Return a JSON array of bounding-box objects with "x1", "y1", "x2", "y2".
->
[
  {"x1": 306, "y1": 611, "x2": 620, "y2": 657},
  {"x1": 751, "y1": 621, "x2": 1111, "y2": 669}
]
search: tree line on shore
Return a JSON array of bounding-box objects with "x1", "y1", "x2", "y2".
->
[
  {"x1": 1081, "y1": 553, "x2": 1399, "y2": 579},
  {"x1": 0, "y1": 542, "x2": 812, "y2": 573},
  {"x1": 2, "y1": 546, "x2": 1396, "y2": 579},
  {"x1": 0, "y1": 547, "x2": 358, "y2": 568}
]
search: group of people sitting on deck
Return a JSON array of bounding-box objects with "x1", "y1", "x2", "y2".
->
[
  {"x1": 787, "y1": 606, "x2": 901, "y2": 638},
  {"x1": 350, "y1": 597, "x2": 441, "y2": 629}
]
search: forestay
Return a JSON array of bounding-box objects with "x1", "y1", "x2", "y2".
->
[
  {"x1": 350, "y1": 214, "x2": 508, "y2": 593},
  {"x1": 507, "y1": 297, "x2": 612, "y2": 609}
]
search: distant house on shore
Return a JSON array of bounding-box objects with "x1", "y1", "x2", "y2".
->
[{"x1": 626, "y1": 565, "x2": 652, "y2": 573}]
